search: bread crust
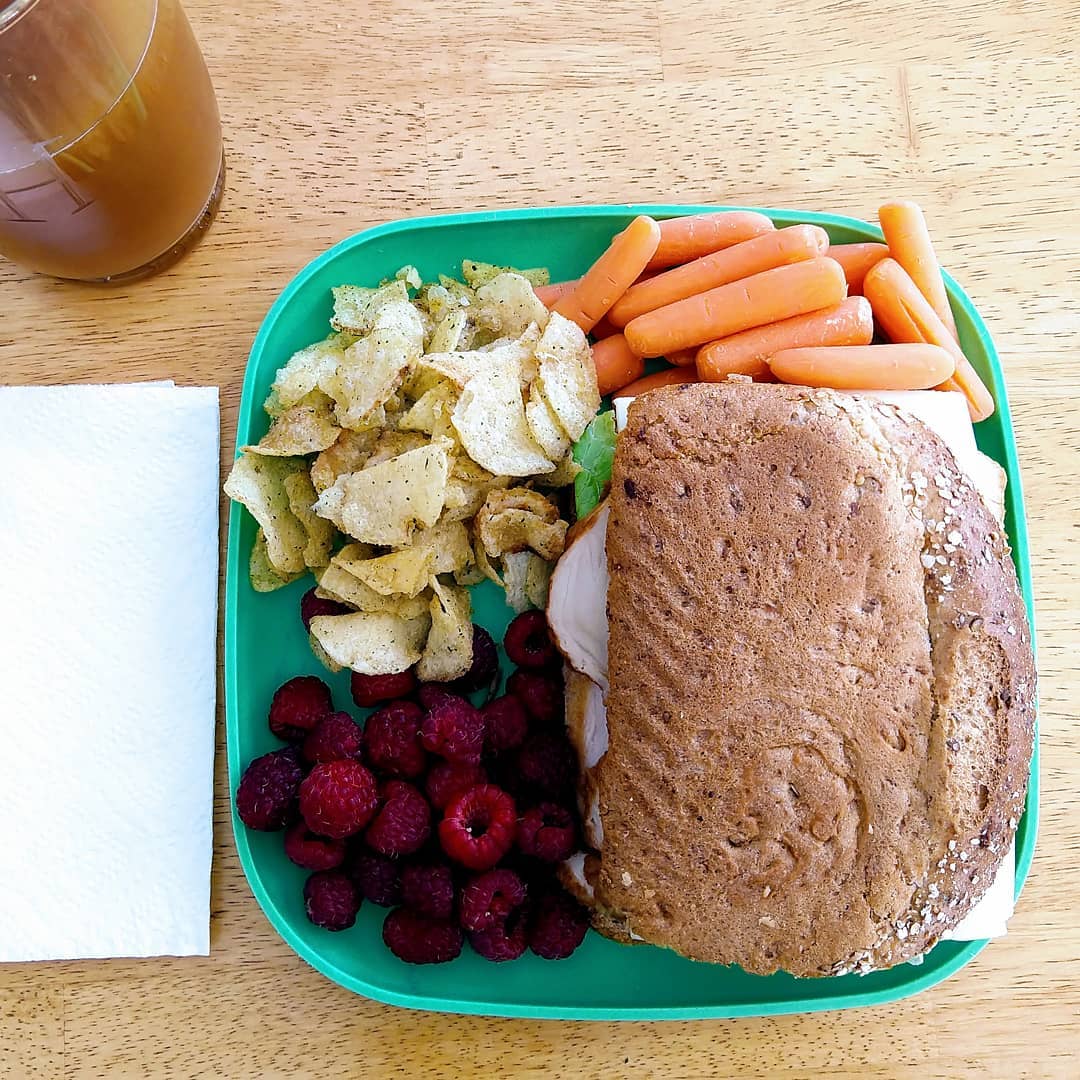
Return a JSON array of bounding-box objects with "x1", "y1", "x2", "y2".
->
[{"x1": 586, "y1": 382, "x2": 1034, "y2": 976}]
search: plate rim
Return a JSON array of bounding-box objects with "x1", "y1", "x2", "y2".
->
[{"x1": 225, "y1": 203, "x2": 1039, "y2": 1019}]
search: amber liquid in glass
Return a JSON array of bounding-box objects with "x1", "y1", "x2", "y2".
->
[{"x1": 0, "y1": 0, "x2": 223, "y2": 281}]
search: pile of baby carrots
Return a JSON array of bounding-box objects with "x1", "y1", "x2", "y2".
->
[{"x1": 534, "y1": 203, "x2": 994, "y2": 422}]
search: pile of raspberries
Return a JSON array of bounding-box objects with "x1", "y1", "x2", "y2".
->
[{"x1": 235, "y1": 606, "x2": 589, "y2": 965}]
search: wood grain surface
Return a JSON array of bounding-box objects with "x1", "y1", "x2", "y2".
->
[{"x1": 2, "y1": 2, "x2": 1078, "y2": 1076}]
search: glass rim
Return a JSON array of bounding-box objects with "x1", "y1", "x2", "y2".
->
[{"x1": 0, "y1": 0, "x2": 38, "y2": 32}]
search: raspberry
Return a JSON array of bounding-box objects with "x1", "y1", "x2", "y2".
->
[
  {"x1": 284, "y1": 820, "x2": 347, "y2": 870},
  {"x1": 459, "y1": 868, "x2": 527, "y2": 931},
  {"x1": 363, "y1": 700, "x2": 426, "y2": 778},
  {"x1": 482, "y1": 695, "x2": 529, "y2": 755},
  {"x1": 382, "y1": 907, "x2": 463, "y2": 964},
  {"x1": 503, "y1": 610, "x2": 559, "y2": 670},
  {"x1": 528, "y1": 889, "x2": 589, "y2": 959},
  {"x1": 302, "y1": 711, "x2": 364, "y2": 765},
  {"x1": 420, "y1": 696, "x2": 485, "y2": 765},
  {"x1": 438, "y1": 784, "x2": 517, "y2": 870},
  {"x1": 300, "y1": 588, "x2": 349, "y2": 632},
  {"x1": 517, "y1": 803, "x2": 577, "y2": 863},
  {"x1": 268, "y1": 675, "x2": 333, "y2": 742},
  {"x1": 425, "y1": 760, "x2": 487, "y2": 812},
  {"x1": 365, "y1": 780, "x2": 431, "y2": 857},
  {"x1": 348, "y1": 850, "x2": 401, "y2": 906},
  {"x1": 400, "y1": 862, "x2": 455, "y2": 921},
  {"x1": 351, "y1": 669, "x2": 417, "y2": 709},
  {"x1": 299, "y1": 759, "x2": 378, "y2": 839},
  {"x1": 469, "y1": 908, "x2": 528, "y2": 962},
  {"x1": 449, "y1": 625, "x2": 499, "y2": 694},
  {"x1": 507, "y1": 669, "x2": 563, "y2": 726},
  {"x1": 514, "y1": 731, "x2": 577, "y2": 801},
  {"x1": 417, "y1": 683, "x2": 454, "y2": 710},
  {"x1": 235, "y1": 747, "x2": 302, "y2": 831},
  {"x1": 304, "y1": 870, "x2": 360, "y2": 931}
]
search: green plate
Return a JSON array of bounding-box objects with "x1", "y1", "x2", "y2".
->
[{"x1": 225, "y1": 205, "x2": 1038, "y2": 1019}]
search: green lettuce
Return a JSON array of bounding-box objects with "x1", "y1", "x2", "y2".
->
[{"x1": 572, "y1": 410, "x2": 616, "y2": 519}]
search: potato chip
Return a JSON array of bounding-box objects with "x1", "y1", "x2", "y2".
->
[
  {"x1": 330, "y1": 280, "x2": 410, "y2": 336},
  {"x1": 398, "y1": 382, "x2": 458, "y2": 436},
  {"x1": 392, "y1": 265, "x2": 422, "y2": 290},
  {"x1": 502, "y1": 550, "x2": 553, "y2": 614},
  {"x1": 534, "y1": 312, "x2": 601, "y2": 441},
  {"x1": 283, "y1": 471, "x2": 336, "y2": 569},
  {"x1": 364, "y1": 430, "x2": 430, "y2": 468},
  {"x1": 246, "y1": 393, "x2": 341, "y2": 457},
  {"x1": 418, "y1": 326, "x2": 539, "y2": 391},
  {"x1": 475, "y1": 487, "x2": 567, "y2": 561},
  {"x1": 441, "y1": 468, "x2": 512, "y2": 523},
  {"x1": 249, "y1": 528, "x2": 302, "y2": 592},
  {"x1": 417, "y1": 579, "x2": 473, "y2": 682},
  {"x1": 314, "y1": 441, "x2": 451, "y2": 546},
  {"x1": 452, "y1": 362, "x2": 554, "y2": 477},
  {"x1": 415, "y1": 283, "x2": 455, "y2": 323},
  {"x1": 224, "y1": 453, "x2": 308, "y2": 574},
  {"x1": 310, "y1": 428, "x2": 380, "y2": 494},
  {"x1": 534, "y1": 454, "x2": 582, "y2": 488},
  {"x1": 462, "y1": 260, "x2": 549, "y2": 289},
  {"x1": 309, "y1": 631, "x2": 344, "y2": 673},
  {"x1": 501, "y1": 552, "x2": 552, "y2": 613},
  {"x1": 473, "y1": 535, "x2": 503, "y2": 585},
  {"x1": 336, "y1": 547, "x2": 436, "y2": 598},
  {"x1": 454, "y1": 562, "x2": 486, "y2": 587},
  {"x1": 524, "y1": 551, "x2": 553, "y2": 609},
  {"x1": 427, "y1": 307, "x2": 471, "y2": 355},
  {"x1": 317, "y1": 562, "x2": 431, "y2": 617},
  {"x1": 411, "y1": 519, "x2": 473, "y2": 575},
  {"x1": 309, "y1": 610, "x2": 431, "y2": 675},
  {"x1": 473, "y1": 273, "x2": 549, "y2": 339},
  {"x1": 326, "y1": 300, "x2": 424, "y2": 430},
  {"x1": 524, "y1": 382, "x2": 571, "y2": 461},
  {"x1": 501, "y1": 550, "x2": 533, "y2": 614},
  {"x1": 268, "y1": 340, "x2": 344, "y2": 416}
]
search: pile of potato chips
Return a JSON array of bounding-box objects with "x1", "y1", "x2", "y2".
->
[{"x1": 224, "y1": 263, "x2": 600, "y2": 681}]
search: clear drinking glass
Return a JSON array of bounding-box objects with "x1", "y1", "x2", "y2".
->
[{"x1": 0, "y1": 0, "x2": 224, "y2": 282}]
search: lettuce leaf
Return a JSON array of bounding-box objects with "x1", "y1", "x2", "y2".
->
[{"x1": 572, "y1": 410, "x2": 616, "y2": 519}]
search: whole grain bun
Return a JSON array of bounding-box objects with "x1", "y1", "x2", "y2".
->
[{"x1": 587, "y1": 382, "x2": 1035, "y2": 977}]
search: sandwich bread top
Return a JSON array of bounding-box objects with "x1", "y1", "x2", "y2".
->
[{"x1": 597, "y1": 382, "x2": 1035, "y2": 976}]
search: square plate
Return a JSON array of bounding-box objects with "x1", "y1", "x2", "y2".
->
[{"x1": 225, "y1": 205, "x2": 1038, "y2": 1019}]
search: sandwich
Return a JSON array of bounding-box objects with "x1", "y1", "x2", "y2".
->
[{"x1": 548, "y1": 381, "x2": 1035, "y2": 977}]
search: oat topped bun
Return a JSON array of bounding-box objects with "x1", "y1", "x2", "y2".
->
[{"x1": 563, "y1": 382, "x2": 1035, "y2": 977}]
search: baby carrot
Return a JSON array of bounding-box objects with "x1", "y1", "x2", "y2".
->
[
  {"x1": 878, "y1": 200, "x2": 958, "y2": 339},
  {"x1": 829, "y1": 243, "x2": 889, "y2": 294},
  {"x1": 696, "y1": 296, "x2": 873, "y2": 382},
  {"x1": 647, "y1": 211, "x2": 776, "y2": 271},
  {"x1": 534, "y1": 279, "x2": 579, "y2": 307},
  {"x1": 769, "y1": 344, "x2": 956, "y2": 390},
  {"x1": 665, "y1": 347, "x2": 699, "y2": 367},
  {"x1": 624, "y1": 257, "x2": 848, "y2": 358},
  {"x1": 608, "y1": 224, "x2": 830, "y2": 328},
  {"x1": 616, "y1": 367, "x2": 700, "y2": 398},
  {"x1": 553, "y1": 215, "x2": 662, "y2": 332},
  {"x1": 863, "y1": 258, "x2": 994, "y2": 421},
  {"x1": 591, "y1": 333, "x2": 645, "y2": 396},
  {"x1": 589, "y1": 314, "x2": 620, "y2": 341}
]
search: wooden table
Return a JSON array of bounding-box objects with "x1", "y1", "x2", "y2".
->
[{"x1": 2, "y1": 1, "x2": 1078, "y2": 1075}]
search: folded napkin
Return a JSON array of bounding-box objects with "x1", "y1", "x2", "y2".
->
[{"x1": 0, "y1": 383, "x2": 219, "y2": 962}]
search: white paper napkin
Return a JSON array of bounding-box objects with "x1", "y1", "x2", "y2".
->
[{"x1": 0, "y1": 383, "x2": 219, "y2": 962}]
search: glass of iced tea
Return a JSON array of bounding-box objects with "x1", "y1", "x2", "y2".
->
[{"x1": 0, "y1": 0, "x2": 223, "y2": 282}]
